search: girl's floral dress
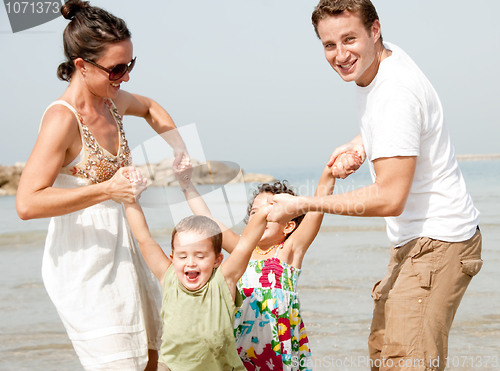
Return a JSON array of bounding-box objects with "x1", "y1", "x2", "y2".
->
[{"x1": 234, "y1": 248, "x2": 312, "y2": 370}]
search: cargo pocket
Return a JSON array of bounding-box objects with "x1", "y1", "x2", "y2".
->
[
  {"x1": 371, "y1": 280, "x2": 383, "y2": 300},
  {"x1": 461, "y1": 258, "x2": 483, "y2": 277},
  {"x1": 411, "y1": 262, "x2": 433, "y2": 288},
  {"x1": 410, "y1": 238, "x2": 436, "y2": 289}
]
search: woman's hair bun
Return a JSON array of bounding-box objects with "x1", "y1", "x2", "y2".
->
[{"x1": 61, "y1": 0, "x2": 90, "y2": 20}]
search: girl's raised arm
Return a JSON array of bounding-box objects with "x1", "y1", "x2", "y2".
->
[
  {"x1": 220, "y1": 203, "x2": 271, "y2": 290},
  {"x1": 289, "y1": 153, "x2": 362, "y2": 265},
  {"x1": 287, "y1": 165, "x2": 336, "y2": 265}
]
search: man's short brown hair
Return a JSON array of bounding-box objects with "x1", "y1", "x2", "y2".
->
[{"x1": 312, "y1": 0, "x2": 380, "y2": 39}]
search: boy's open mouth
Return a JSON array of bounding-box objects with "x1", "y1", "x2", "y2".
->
[{"x1": 185, "y1": 271, "x2": 200, "y2": 281}]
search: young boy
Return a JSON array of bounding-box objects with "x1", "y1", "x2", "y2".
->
[{"x1": 124, "y1": 179, "x2": 271, "y2": 371}]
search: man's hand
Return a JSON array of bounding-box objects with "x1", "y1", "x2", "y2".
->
[
  {"x1": 267, "y1": 194, "x2": 308, "y2": 223},
  {"x1": 330, "y1": 151, "x2": 364, "y2": 179},
  {"x1": 328, "y1": 135, "x2": 366, "y2": 179}
]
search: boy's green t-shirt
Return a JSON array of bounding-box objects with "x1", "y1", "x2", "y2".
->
[{"x1": 159, "y1": 265, "x2": 244, "y2": 370}]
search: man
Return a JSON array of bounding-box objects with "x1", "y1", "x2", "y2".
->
[{"x1": 268, "y1": 1, "x2": 482, "y2": 370}]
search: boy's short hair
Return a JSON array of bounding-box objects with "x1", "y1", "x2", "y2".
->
[{"x1": 171, "y1": 215, "x2": 223, "y2": 255}]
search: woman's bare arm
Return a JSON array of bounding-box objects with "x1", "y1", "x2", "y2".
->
[{"x1": 16, "y1": 105, "x2": 143, "y2": 220}]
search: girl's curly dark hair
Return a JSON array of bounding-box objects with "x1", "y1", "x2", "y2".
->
[{"x1": 245, "y1": 180, "x2": 305, "y2": 240}]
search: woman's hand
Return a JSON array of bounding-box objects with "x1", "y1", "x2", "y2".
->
[
  {"x1": 107, "y1": 167, "x2": 148, "y2": 204},
  {"x1": 173, "y1": 155, "x2": 193, "y2": 187},
  {"x1": 172, "y1": 149, "x2": 191, "y2": 172}
]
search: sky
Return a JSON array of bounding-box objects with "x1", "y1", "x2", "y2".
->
[{"x1": 0, "y1": 0, "x2": 499, "y2": 175}]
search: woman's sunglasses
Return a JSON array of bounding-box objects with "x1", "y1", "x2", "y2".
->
[{"x1": 82, "y1": 57, "x2": 136, "y2": 81}]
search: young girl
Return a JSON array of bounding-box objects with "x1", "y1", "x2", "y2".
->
[{"x1": 173, "y1": 155, "x2": 360, "y2": 370}]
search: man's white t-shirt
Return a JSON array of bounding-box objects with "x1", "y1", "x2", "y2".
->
[{"x1": 356, "y1": 42, "x2": 479, "y2": 247}]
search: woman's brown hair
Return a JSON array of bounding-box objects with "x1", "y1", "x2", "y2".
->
[{"x1": 57, "y1": 0, "x2": 131, "y2": 82}]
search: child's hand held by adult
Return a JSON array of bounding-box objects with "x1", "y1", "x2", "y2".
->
[
  {"x1": 173, "y1": 158, "x2": 193, "y2": 194},
  {"x1": 108, "y1": 167, "x2": 147, "y2": 204},
  {"x1": 328, "y1": 135, "x2": 366, "y2": 179},
  {"x1": 173, "y1": 157, "x2": 193, "y2": 181},
  {"x1": 124, "y1": 168, "x2": 147, "y2": 185},
  {"x1": 172, "y1": 149, "x2": 191, "y2": 171},
  {"x1": 331, "y1": 151, "x2": 364, "y2": 179}
]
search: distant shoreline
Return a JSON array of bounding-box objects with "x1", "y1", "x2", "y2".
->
[
  {"x1": 455, "y1": 153, "x2": 500, "y2": 161},
  {"x1": 2, "y1": 153, "x2": 500, "y2": 168}
]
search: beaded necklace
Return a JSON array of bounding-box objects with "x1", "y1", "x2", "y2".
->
[{"x1": 254, "y1": 242, "x2": 284, "y2": 255}]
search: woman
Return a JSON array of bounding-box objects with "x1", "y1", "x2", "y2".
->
[{"x1": 16, "y1": 1, "x2": 188, "y2": 370}]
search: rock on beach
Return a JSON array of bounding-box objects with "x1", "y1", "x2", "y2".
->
[
  {"x1": 135, "y1": 159, "x2": 275, "y2": 186},
  {"x1": 0, "y1": 162, "x2": 24, "y2": 196}
]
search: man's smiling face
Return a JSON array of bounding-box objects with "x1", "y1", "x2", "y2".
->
[{"x1": 317, "y1": 10, "x2": 381, "y2": 87}]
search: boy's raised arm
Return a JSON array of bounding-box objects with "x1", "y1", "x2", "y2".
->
[
  {"x1": 173, "y1": 163, "x2": 214, "y2": 218},
  {"x1": 124, "y1": 202, "x2": 171, "y2": 282},
  {"x1": 220, "y1": 203, "x2": 271, "y2": 288},
  {"x1": 174, "y1": 164, "x2": 241, "y2": 253}
]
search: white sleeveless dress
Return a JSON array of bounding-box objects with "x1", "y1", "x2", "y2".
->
[{"x1": 41, "y1": 99, "x2": 162, "y2": 371}]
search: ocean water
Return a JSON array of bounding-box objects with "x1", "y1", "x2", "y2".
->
[{"x1": 0, "y1": 161, "x2": 499, "y2": 371}]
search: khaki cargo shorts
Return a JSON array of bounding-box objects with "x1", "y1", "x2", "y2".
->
[{"x1": 368, "y1": 228, "x2": 482, "y2": 371}]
